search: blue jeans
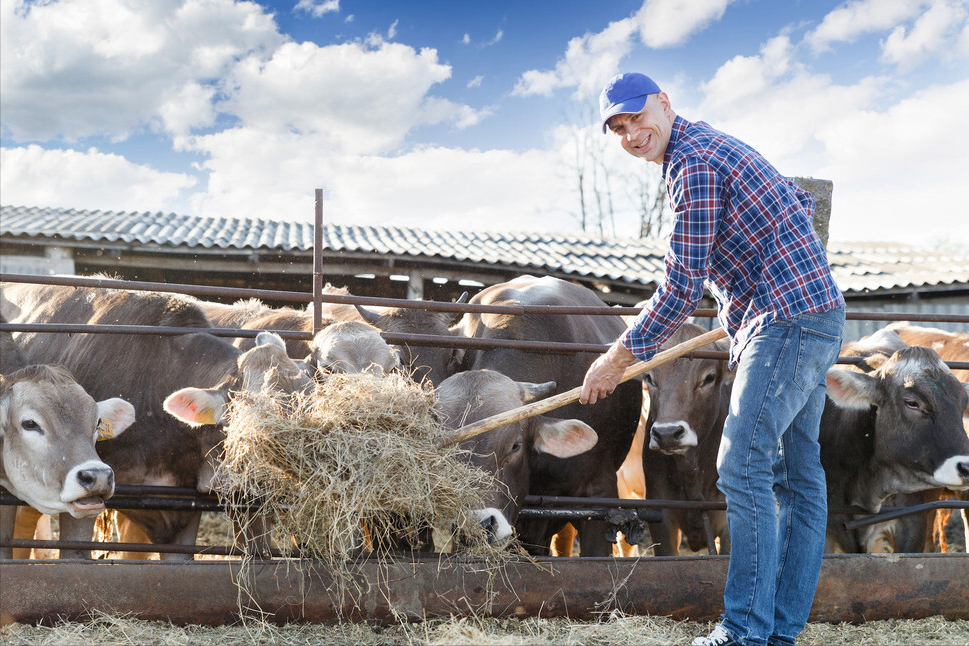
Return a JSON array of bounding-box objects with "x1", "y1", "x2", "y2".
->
[{"x1": 716, "y1": 307, "x2": 845, "y2": 646}]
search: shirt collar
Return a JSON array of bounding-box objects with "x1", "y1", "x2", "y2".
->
[{"x1": 662, "y1": 115, "x2": 689, "y2": 176}]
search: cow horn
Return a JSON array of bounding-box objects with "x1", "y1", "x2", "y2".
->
[
  {"x1": 355, "y1": 304, "x2": 382, "y2": 325},
  {"x1": 518, "y1": 380, "x2": 557, "y2": 403}
]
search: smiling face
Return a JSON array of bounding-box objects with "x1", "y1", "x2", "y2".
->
[{"x1": 606, "y1": 92, "x2": 675, "y2": 165}]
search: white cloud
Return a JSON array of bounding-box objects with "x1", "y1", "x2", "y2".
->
[
  {"x1": 179, "y1": 127, "x2": 575, "y2": 234},
  {"x1": 0, "y1": 0, "x2": 284, "y2": 141},
  {"x1": 295, "y1": 0, "x2": 340, "y2": 18},
  {"x1": 0, "y1": 145, "x2": 196, "y2": 212},
  {"x1": 513, "y1": 0, "x2": 733, "y2": 100},
  {"x1": 806, "y1": 0, "x2": 929, "y2": 52},
  {"x1": 214, "y1": 40, "x2": 482, "y2": 154},
  {"x1": 880, "y1": 1, "x2": 969, "y2": 71},
  {"x1": 633, "y1": 0, "x2": 733, "y2": 49},
  {"x1": 513, "y1": 19, "x2": 636, "y2": 98}
]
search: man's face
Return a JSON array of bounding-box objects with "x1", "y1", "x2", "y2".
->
[{"x1": 606, "y1": 93, "x2": 673, "y2": 165}]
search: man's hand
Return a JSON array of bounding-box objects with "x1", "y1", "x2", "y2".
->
[{"x1": 580, "y1": 341, "x2": 638, "y2": 405}]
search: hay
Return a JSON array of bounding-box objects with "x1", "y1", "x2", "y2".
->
[
  {"x1": 4, "y1": 614, "x2": 968, "y2": 646},
  {"x1": 216, "y1": 370, "x2": 502, "y2": 561}
]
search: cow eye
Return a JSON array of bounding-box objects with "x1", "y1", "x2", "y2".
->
[
  {"x1": 700, "y1": 373, "x2": 716, "y2": 387},
  {"x1": 510, "y1": 441, "x2": 522, "y2": 454},
  {"x1": 903, "y1": 399, "x2": 922, "y2": 412},
  {"x1": 644, "y1": 374, "x2": 655, "y2": 387},
  {"x1": 21, "y1": 419, "x2": 43, "y2": 434}
]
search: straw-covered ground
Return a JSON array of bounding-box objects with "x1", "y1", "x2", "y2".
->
[{"x1": 2, "y1": 613, "x2": 966, "y2": 645}]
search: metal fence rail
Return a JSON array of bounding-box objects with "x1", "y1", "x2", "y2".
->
[{"x1": 2, "y1": 271, "x2": 968, "y2": 559}]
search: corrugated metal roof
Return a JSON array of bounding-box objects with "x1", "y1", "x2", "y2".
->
[{"x1": 2, "y1": 204, "x2": 967, "y2": 295}]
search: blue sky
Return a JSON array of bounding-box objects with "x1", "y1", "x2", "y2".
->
[{"x1": 2, "y1": 0, "x2": 967, "y2": 249}]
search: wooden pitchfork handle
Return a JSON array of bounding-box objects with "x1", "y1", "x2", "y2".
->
[{"x1": 436, "y1": 326, "x2": 727, "y2": 449}]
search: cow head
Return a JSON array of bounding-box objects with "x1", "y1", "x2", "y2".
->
[
  {"x1": 308, "y1": 321, "x2": 400, "y2": 377},
  {"x1": 355, "y1": 293, "x2": 467, "y2": 387},
  {"x1": 164, "y1": 332, "x2": 314, "y2": 427},
  {"x1": 163, "y1": 332, "x2": 313, "y2": 492},
  {"x1": 645, "y1": 323, "x2": 733, "y2": 455},
  {"x1": 0, "y1": 364, "x2": 135, "y2": 517},
  {"x1": 434, "y1": 369, "x2": 598, "y2": 543},
  {"x1": 826, "y1": 339, "x2": 969, "y2": 510}
]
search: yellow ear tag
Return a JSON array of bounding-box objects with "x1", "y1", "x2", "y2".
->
[{"x1": 96, "y1": 419, "x2": 114, "y2": 441}]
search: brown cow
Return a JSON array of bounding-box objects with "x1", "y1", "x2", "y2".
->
[
  {"x1": 638, "y1": 322, "x2": 732, "y2": 556},
  {"x1": 164, "y1": 332, "x2": 314, "y2": 554},
  {"x1": 884, "y1": 322, "x2": 969, "y2": 553},
  {"x1": 434, "y1": 369, "x2": 598, "y2": 547},
  {"x1": 452, "y1": 275, "x2": 643, "y2": 556},
  {"x1": 1, "y1": 352, "x2": 135, "y2": 558},
  {"x1": 822, "y1": 328, "x2": 969, "y2": 553},
  {"x1": 1, "y1": 282, "x2": 244, "y2": 558}
]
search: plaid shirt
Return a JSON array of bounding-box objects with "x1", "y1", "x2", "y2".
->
[{"x1": 621, "y1": 115, "x2": 845, "y2": 369}]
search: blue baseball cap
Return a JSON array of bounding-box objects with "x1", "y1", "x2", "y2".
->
[{"x1": 599, "y1": 73, "x2": 661, "y2": 133}]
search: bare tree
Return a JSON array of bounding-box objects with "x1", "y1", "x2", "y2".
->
[{"x1": 564, "y1": 98, "x2": 668, "y2": 239}]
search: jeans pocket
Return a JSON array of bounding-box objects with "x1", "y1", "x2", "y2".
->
[{"x1": 793, "y1": 324, "x2": 842, "y2": 391}]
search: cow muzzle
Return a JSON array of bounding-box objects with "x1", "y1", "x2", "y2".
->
[
  {"x1": 62, "y1": 460, "x2": 116, "y2": 517},
  {"x1": 649, "y1": 422, "x2": 698, "y2": 455},
  {"x1": 472, "y1": 507, "x2": 515, "y2": 543}
]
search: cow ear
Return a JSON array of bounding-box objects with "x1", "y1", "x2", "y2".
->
[
  {"x1": 826, "y1": 369, "x2": 876, "y2": 409},
  {"x1": 255, "y1": 331, "x2": 286, "y2": 350},
  {"x1": 532, "y1": 417, "x2": 598, "y2": 458},
  {"x1": 164, "y1": 387, "x2": 228, "y2": 427},
  {"x1": 94, "y1": 398, "x2": 136, "y2": 442}
]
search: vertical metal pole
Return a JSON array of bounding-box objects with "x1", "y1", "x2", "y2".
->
[{"x1": 313, "y1": 189, "x2": 324, "y2": 335}]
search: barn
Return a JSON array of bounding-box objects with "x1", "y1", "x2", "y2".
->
[{"x1": 1, "y1": 204, "x2": 967, "y2": 341}]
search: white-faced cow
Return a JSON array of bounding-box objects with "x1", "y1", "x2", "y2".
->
[
  {"x1": 1, "y1": 340, "x2": 136, "y2": 558},
  {"x1": 822, "y1": 328, "x2": 969, "y2": 553},
  {"x1": 638, "y1": 322, "x2": 733, "y2": 556},
  {"x1": 308, "y1": 321, "x2": 400, "y2": 377},
  {"x1": 434, "y1": 369, "x2": 599, "y2": 546},
  {"x1": 1, "y1": 282, "x2": 245, "y2": 558},
  {"x1": 355, "y1": 292, "x2": 467, "y2": 387},
  {"x1": 883, "y1": 322, "x2": 969, "y2": 553},
  {"x1": 451, "y1": 275, "x2": 643, "y2": 556},
  {"x1": 164, "y1": 332, "x2": 314, "y2": 554}
]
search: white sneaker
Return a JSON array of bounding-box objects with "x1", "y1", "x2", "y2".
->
[{"x1": 691, "y1": 623, "x2": 742, "y2": 646}]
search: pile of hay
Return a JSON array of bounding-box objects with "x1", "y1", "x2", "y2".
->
[{"x1": 216, "y1": 370, "x2": 501, "y2": 562}]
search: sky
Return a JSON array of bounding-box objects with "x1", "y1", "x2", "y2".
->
[{"x1": 1, "y1": 0, "x2": 968, "y2": 249}]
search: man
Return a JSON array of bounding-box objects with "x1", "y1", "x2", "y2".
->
[{"x1": 580, "y1": 73, "x2": 845, "y2": 646}]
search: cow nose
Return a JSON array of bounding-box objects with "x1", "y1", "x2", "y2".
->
[
  {"x1": 77, "y1": 467, "x2": 114, "y2": 493},
  {"x1": 480, "y1": 513, "x2": 497, "y2": 535},
  {"x1": 652, "y1": 424, "x2": 686, "y2": 447},
  {"x1": 958, "y1": 461, "x2": 969, "y2": 480}
]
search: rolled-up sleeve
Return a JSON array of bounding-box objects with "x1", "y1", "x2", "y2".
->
[{"x1": 620, "y1": 156, "x2": 720, "y2": 360}]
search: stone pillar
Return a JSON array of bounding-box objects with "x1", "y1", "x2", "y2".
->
[{"x1": 790, "y1": 177, "x2": 833, "y2": 249}]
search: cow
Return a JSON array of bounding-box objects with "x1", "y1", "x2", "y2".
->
[
  {"x1": 355, "y1": 292, "x2": 468, "y2": 387},
  {"x1": 885, "y1": 322, "x2": 969, "y2": 553},
  {"x1": 451, "y1": 275, "x2": 643, "y2": 556},
  {"x1": 1, "y1": 317, "x2": 136, "y2": 558},
  {"x1": 821, "y1": 327, "x2": 969, "y2": 553},
  {"x1": 433, "y1": 369, "x2": 599, "y2": 548},
  {"x1": 163, "y1": 332, "x2": 314, "y2": 555},
  {"x1": 1, "y1": 282, "x2": 245, "y2": 558},
  {"x1": 308, "y1": 321, "x2": 400, "y2": 376},
  {"x1": 638, "y1": 322, "x2": 733, "y2": 556}
]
